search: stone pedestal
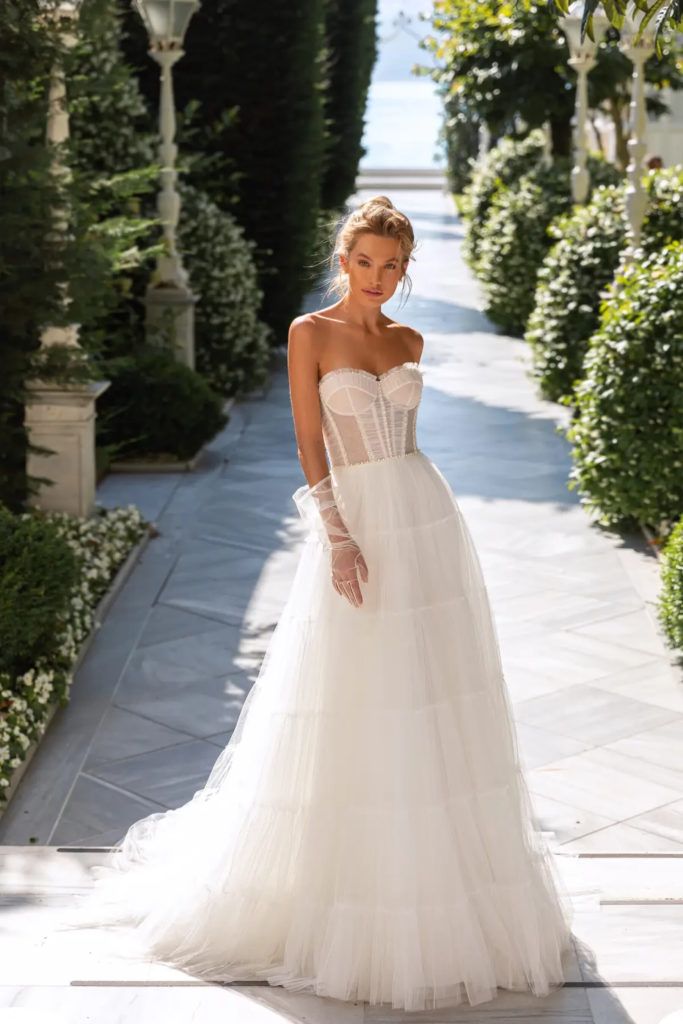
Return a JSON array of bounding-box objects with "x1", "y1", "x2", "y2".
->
[
  {"x1": 145, "y1": 281, "x2": 197, "y2": 369},
  {"x1": 24, "y1": 379, "x2": 110, "y2": 518}
]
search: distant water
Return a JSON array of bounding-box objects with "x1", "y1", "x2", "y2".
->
[{"x1": 360, "y1": 79, "x2": 445, "y2": 170}]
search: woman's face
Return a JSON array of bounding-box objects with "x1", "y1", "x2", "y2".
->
[{"x1": 340, "y1": 232, "x2": 408, "y2": 304}]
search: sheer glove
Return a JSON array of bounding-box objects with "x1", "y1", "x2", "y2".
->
[{"x1": 293, "y1": 473, "x2": 368, "y2": 607}]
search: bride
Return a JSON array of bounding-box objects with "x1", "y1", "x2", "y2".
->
[{"x1": 67, "y1": 194, "x2": 574, "y2": 1012}]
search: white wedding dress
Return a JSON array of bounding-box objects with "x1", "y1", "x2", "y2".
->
[{"x1": 67, "y1": 360, "x2": 575, "y2": 1011}]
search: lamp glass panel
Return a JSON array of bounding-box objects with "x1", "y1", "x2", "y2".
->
[
  {"x1": 144, "y1": 0, "x2": 171, "y2": 39},
  {"x1": 172, "y1": 1, "x2": 197, "y2": 39},
  {"x1": 561, "y1": 16, "x2": 582, "y2": 54}
]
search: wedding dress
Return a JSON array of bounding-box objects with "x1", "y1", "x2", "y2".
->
[{"x1": 67, "y1": 359, "x2": 575, "y2": 1011}]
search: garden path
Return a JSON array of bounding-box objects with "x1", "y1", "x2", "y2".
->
[{"x1": 1, "y1": 187, "x2": 682, "y2": 1024}]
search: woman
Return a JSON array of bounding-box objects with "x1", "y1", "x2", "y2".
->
[{"x1": 67, "y1": 195, "x2": 574, "y2": 1012}]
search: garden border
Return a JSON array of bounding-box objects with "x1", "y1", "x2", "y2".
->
[{"x1": 0, "y1": 525, "x2": 153, "y2": 818}]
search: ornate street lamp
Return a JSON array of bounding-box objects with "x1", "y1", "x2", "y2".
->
[
  {"x1": 133, "y1": 0, "x2": 200, "y2": 367},
  {"x1": 25, "y1": 0, "x2": 110, "y2": 518},
  {"x1": 559, "y1": 0, "x2": 609, "y2": 204},
  {"x1": 618, "y1": 1, "x2": 656, "y2": 259}
]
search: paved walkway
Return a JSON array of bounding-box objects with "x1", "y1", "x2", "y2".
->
[{"x1": 2, "y1": 187, "x2": 683, "y2": 1023}]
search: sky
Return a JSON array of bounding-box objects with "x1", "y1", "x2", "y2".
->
[{"x1": 360, "y1": 0, "x2": 446, "y2": 169}]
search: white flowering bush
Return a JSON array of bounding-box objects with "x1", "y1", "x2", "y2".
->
[{"x1": 0, "y1": 504, "x2": 146, "y2": 800}]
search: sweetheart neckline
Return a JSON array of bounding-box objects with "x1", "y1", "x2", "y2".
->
[{"x1": 318, "y1": 361, "x2": 421, "y2": 388}]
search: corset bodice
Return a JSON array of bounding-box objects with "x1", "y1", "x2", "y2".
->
[{"x1": 318, "y1": 361, "x2": 423, "y2": 467}]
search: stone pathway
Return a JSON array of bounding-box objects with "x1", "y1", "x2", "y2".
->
[{"x1": 1, "y1": 186, "x2": 682, "y2": 1022}]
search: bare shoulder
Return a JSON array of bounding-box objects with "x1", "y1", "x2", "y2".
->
[
  {"x1": 288, "y1": 312, "x2": 318, "y2": 342},
  {"x1": 386, "y1": 320, "x2": 424, "y2": 362},
  {"x1": 288, "y1": 313, "x2": 321, "y2": 354},
  {"x1": 287, "y1": 314, "x2": 324, "y2": 380}
]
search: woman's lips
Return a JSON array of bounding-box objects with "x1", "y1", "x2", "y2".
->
[{"x1": 362, "y1": 289, "x2": 382, "y2": 296}]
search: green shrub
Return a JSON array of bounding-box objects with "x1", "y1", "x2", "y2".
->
[
  {"x1": 0, "y1": 504, "x2": 146, "y2": 796},
  {"x1": 566, "y1": 241, "x2": 683, "y2": 532},
  {"x1": 178, "y1": 184, "x2": 272, "y2": 397},
  {"x1": 527, "y1": 166, "x2": 683, "y2": 403},
  {"x1": 438, "y1": 92, "x2": 481, "y2": 197},
  {"x1": 0, "y1": 505, "x2": 79, "y2": 679},
  {"x1": 659, "y1": 514, "x2": 683, "y2": 652},
  {"x1": 477, "y1": 154, "x2": 621, "y2": 336},
  {"x1": 526, "y1": 184, "x2": 627, "y2": 401},
  {"x1": 462, "y1": 129, "x2": 546, "y2": 269},
  {"x1": 98, "y1": 349, "x2": 227, "y2": 461},
  {"x1": 477, "y1": 161, "x2": 572, "y2": 335},
  {"x1": 641, "y1": 165, "x2": 683, "y2": 244}
]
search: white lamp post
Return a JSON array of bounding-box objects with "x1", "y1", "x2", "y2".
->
[
  {"x1": 618, "y1": 1, "x2": 656, "y2": 258},
  {"x1": 41, "y1": 0, "x2": 83, "y2": 352},
  {"x1": 559, "y1": 0, "x2": 609, "y2": 204},
  {"x1": 133, "y1": 0, "x2": 199, "y2": 368},
  {"x1": 25, "y1": 0, "x2": 110, "y2": 518},
  {"x1": 477, "y1": 122, "x2": 491, "y2": 161},
  {"x1": 542, "y1": 120, "x2": 553, "y2": 168}
]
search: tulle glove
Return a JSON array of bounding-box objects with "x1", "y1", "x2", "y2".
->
[{"x1": 293, "y1": 473, "x2": 368, "y2": 607}]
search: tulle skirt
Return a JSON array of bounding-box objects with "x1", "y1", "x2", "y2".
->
[{"x1": 66, "y1": 448, "x2": 575, "y2": 1011}]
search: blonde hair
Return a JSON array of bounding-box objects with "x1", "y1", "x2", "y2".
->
[{"x1": 325, "y1": 195, "x2": 417, "y2": 306}]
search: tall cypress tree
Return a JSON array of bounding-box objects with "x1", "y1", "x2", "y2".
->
[{"x1": 321, "y1": 0, "x2": 378, "y2": 211}]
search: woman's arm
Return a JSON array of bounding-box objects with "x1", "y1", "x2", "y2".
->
[
  {"x1": 287, "y1": 316, "x2": 329, "y2": 488},
  {"x1": 287, "y1": 316, "x2": 368, "y2": 608}
]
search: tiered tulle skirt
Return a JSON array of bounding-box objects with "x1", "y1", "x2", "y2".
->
[{"x1": 67, "y1": 449, "x2": 574, "y2": 1011}]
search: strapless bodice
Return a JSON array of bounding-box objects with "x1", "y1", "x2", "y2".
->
[{"x1": 318, "y1": 361, "x2": 423, "y2": 467}]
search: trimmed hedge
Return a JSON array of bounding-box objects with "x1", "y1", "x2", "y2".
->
[
  {"x1": 526, "y1": 184, "x2": 627, "y2": 401},
  {"x1": 659, "y1": 514, "x2": 683, "y2": 652},
  {"x1": 476, "y1": 161, "x2": 572, "y2": 335},
  {"x1": 321, "y1": 0, "x2": 378, "y2": 210},
  {"x1": 178, "y1": 184, "x2": 272, "y2": 398},
  {"x1": 477, "y1": 154, "x2": 621, "y2": 336},
  {"x1": 97, "y1": 348, "x2": 227, "y2": 461},
  {"x1": 566, "y1": 241, "x2": 683, "y2": 533},
  {"x1": 527, "y1": 166, "x2": 683, "y2": 403},
  {"x1": 461, "y1": 129, "x2": 546, "y2": 270}
]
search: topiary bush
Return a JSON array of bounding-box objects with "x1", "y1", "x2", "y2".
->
[
  {"x1": 476, "y1": 160, "x2": 572, "y2": 335},
  {"x1": 525, "y1": 184, "x2": 627, "y2": 402},
  {"x1": 178, "y1": 183, "x2": 272, "y2": 398},
  {"x1": 566, "y1": 241, "x2": 683, "y2": 533},
  {"x1": 461, "y1": 129, "x2": 546, "y2": 269},
  {"x1": 97, "y1": 348, "x2": 228, "y2": 461},
  {"x1": 477, "y1": 154, "x2": 621, "y2": 337},
  {"x1": 659, "y1": 514, "x2": 683, "y2": 653},
  {"x1": 439, "y1": 91, "x2": 481, "y2": 197},
  {"x1": 526, "y1": 166, "x2": 683, "y2": 403}
]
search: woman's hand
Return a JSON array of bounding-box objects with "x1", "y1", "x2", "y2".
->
[{"x1": 330, "y1": 541, "x2": 368, "y2": 608}]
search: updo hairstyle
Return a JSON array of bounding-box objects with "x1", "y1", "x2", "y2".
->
[{"x1": 326, "y1": 195, "x2": 418, "y2": 306}]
